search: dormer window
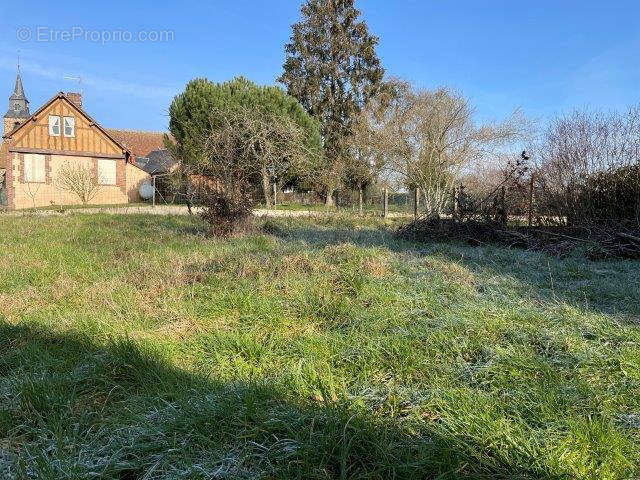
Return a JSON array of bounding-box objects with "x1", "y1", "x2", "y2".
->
[
  {"x1": 63, "y1": 116, "x2": 75, "y2": 137},
  {"x1": 48, "y1": 115, "x2": 60, "y2": 136}
]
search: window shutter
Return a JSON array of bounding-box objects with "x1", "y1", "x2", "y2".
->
[
  {"x1": 24, "y1": 154, "x2": 45, "y2": 183},
  {"x1": 98, "y1": 159, "x2": 117, "y2": 185}
]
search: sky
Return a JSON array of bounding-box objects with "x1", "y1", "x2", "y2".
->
[{"x1": 0, "y1": 0, "x2": 638, "y2": 132}]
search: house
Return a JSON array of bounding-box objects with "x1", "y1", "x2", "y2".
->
[{"x1": 0, "y1": 71, "x2": 163, "y2": 210}]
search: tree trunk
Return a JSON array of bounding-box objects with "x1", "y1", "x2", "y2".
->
[
  {"x1": 499, "y1": 185, "x2": 507, "y2": 226},
  {"x1": 382, "y1": 187, "x2": 388, "y2": 218},
  {"x1": 261, "y1": 166, "x2": 272, "y2": 209},
  {"x1": 453, "y1": 186, "x2": 460, "y2": 221},
  {"x1": 358, "y1": 187, "x2": 363, "y2": 216},
  {"x1": 325, "y1": 188, "x2": 335, "y2": 207}
]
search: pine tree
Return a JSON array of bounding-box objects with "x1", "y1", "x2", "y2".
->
[
  {"x1": 168, "y1": 77, "x2": 322, "y2": 208},
  {"x1": 279, "y1": 0, "x2": 384, "y2": 206}
]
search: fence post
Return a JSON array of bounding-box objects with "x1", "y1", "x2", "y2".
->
[
  {"x1": 413, "y1": 188, "x2": 419, "y2": 220},
  {"x1": 152, "y1": 175, "x2": 156, "y2": 208},
  {"x1": 272, "y1": 182, "x2": 277, "y2": 207},
  {"x1": 500, "y1": 185, "x2": 507, "y2": 226},
  {"x1": 382, "y1": 187, "x2": 388, "y2": 218},
  {"x1": 527, "y1": 173, "x2": 535, "y2": 227}
]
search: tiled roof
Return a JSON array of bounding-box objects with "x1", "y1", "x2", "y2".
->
[{"x1": 104, "y1": 129, "x2": 169, "y2": 158}]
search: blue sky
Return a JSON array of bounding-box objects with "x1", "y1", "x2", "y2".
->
[{"x1": 0, "y1": 0, "x2": 638, "y2": 132}]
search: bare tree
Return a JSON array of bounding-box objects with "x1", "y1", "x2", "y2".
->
[
  {"x1": 55, "y1": 163, "x2": 100, "y2": 205},
  {"x1": 189, "y1": 106, "x2": 319, "y2": 235},
  {"x1": 361, "y1": 80, "x2": 529, "y2": 217},
  {"x1": 536, "y1": 105, "x2": 640, "y2": 224},
  {"x1": 22, "y1": 182, "x2": 43, "y2": 210}
]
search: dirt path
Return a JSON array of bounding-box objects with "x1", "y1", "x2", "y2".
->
[{"x1": 3, "y1": 204, "x2": 411, "y2": 218}]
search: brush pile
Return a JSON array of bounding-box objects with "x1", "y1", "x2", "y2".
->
[{"x1": 397, "y1": 218, "x2": 640, "y2": 260}]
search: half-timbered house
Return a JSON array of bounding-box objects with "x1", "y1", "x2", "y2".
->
[{"x1": 0, "y1": 72, "x2": 151, "y2": 209}]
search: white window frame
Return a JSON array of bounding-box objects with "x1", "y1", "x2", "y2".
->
[
  {"x1": 63, "y1": 116, "x2": 75, "y2": 137},
  {"x1": 24, "y1": 154, "x2": 46, "y2": 183},
  {"x1": 97, "y1": 159, "x2": 117, "y2": 186},
  {"x1": 48, "y1": 115, "x2": 61, "y2": 136}
]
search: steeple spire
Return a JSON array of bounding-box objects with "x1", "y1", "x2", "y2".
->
[
  {"x1": 5, "y1": 67, "x2": 30, "y2": 121},
  {"x1": 12, "y1": 72, "x2": 26, "y2": 100}
]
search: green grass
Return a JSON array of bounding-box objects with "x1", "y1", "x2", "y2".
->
[{"x1": 0, "y1": 212, "x2": 639, "y2": 479}]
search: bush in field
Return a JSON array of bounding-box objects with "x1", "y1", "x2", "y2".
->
[{"x1": 578, "y1": 164, "x2": 640, "y2": 224}]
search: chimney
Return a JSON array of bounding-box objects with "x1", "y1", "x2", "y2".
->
[{"x1": 66, "y1": 92, "x2": 82, "y2": 108}]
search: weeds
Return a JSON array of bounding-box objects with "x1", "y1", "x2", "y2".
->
[{"x1": 0, "y1": 213, "x2": 639, "y2": 478}]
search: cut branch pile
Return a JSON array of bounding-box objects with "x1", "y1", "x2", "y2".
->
[{"x1": 396, "y1": 218, "x2": 640, "y2": 260}]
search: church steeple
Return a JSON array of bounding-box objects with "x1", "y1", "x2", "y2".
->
[
  {"x1": 12, "y1": 73, "x2": 26, "y2": 100},
  {"x1": 3, "y1": 68, "x2": 30, "y2": 135}
]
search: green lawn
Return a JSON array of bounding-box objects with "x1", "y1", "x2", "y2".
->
[{"x1": 1, "y1": 213, "x2": 639, "y2": 479}]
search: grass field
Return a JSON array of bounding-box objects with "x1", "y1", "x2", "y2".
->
[{"x1": 1, "y1": 212, "x2": 639, "y2": 479}]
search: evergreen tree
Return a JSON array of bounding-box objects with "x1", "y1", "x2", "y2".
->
[
  {"x1": 279, "y1": 0, "x2": 384, "y2": 205},
  {"x1": 167, "y1": 76, "x2": 322, "y2": 207}
]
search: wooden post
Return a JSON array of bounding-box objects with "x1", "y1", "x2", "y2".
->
[
  {"x1": 152, "y1": 175, "x2": 156, "y2": 208},
  {"x1": 413, "y1": 188, "x2": 419, "y2": 220},
  {"x1": 358, "y1": 187, "x2": 363, "y2": 216},
  {"x1": 272, "y1": 182, "x2": 277, "y2": 208},
  {"x1": 500, "y1": 185, "x2": 507, "y2": 226},
  {"x1": 527, "y1": 173, "x2": 535, "y2": 227},
  {"x1": 382, "y1": 187, "x2": 388, "y2": 218}
]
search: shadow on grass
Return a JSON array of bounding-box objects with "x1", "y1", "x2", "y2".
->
[{"x1": 0, "y1": 322, "x2": 556, "y2": 479}]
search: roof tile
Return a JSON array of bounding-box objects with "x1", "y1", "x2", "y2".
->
[{"x1": 105, "y1": 129, "x2": 169, "y2": 158}]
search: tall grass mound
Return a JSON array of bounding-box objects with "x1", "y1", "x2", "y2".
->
[{"x1": 0, "y1": 212, "x2": 639, "y2": 479}]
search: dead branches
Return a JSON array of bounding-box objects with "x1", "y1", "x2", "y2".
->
[{"x1": 397, "y1": 218, "x2": 640, "y2": 260}]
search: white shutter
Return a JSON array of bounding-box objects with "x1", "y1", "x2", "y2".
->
[
  {"x1": 98, "y1": 159, "x2": 117, "y2": 185},
  {"x1": 24, "y1": 154, "x2": 45, "y2": 183}
]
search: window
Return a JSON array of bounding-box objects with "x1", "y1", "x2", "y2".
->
[
  {"x1": 48, "y1": 116, "x2": 60, "y2": 136},
  {"x1": 24, "y1": 154, "x2": 46, "y2": 183},
  {"x1": 13, "y1": 103, "x2": 20, "y2": 112},
  {"x1": 97, "y1": 159, "x2": 116, "y2": 185},
  {"x1": 63, "y1": 116, "x2": 75, "y2": 137}
]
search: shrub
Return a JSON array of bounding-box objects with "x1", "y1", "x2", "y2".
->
[{"x1": 578, "y1": 164, "x2": 640, "y2": 224}]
